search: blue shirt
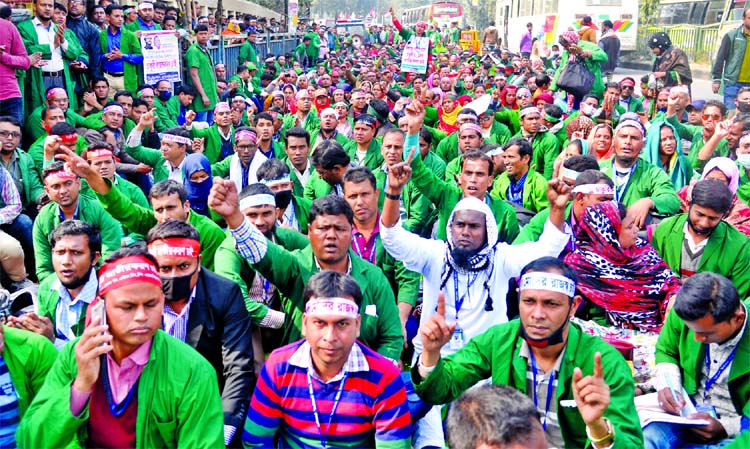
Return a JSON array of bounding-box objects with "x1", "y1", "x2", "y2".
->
[
  {"x1": 136, "y1": 17, "x2": 157, "y2": 31},
  {"x1": 101, "y1": 27, "x2": 144, "y2": 73},
  {"x1": 0, "y1": 357, "x2": 19, "y2": 449}
]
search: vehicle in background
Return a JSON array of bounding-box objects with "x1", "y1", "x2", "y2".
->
[
  {"x1": 335, "y1": 19, "x2": 366, "y2": 48},
  {"x1": 495, "y1": 0, "x2": 639, "y2": 52},
  {"x1": 402, "y1": 2, "x2": 464, "y2": 29}
]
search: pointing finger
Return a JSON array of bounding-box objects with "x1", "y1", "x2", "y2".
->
[
  {"x1": 406, "y1": 145, "x2": 417, "y2": 164},
  {"x1": 436, "y1": 292, "x2": 446, "y2": 318},
  {"x1": 594, "y1": 352, "x2": 604, "y2": 378}
]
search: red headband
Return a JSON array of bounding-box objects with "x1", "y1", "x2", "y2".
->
[
  {"x1": 147, "y1": 238, "x2": 201, "y2": 258},
  {"x1": 86, "y1": 149, "x2": 114, "y2": 160},
  {"x1": 98, "y1": 255, "x2": 161, "y2": 297},
  {"x1": 44, "y1": 169, "x2": 77, "y2": 183}
]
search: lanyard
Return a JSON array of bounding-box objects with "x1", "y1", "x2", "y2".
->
[
  {"x1": 452, "y1": 271, "x2": 480, "y2": 321},
  {"x1": 612, "y1": 160, "x2": 637, "y2": 203},
  {"x1": 352, "y1": 233, "x2": 377, "y2": 264},
  {"x1": 307, "y1": 370, "x2": 348, "y2": 449},
  {"x1": 100, "y1": 360, "x2": 139, "y2": 417},
  {"x1": 529, "y1": 349, "x2": 555, "y2": 431},
  {"x1": 703, "y1": 344, "x2": 739, "y2": 401}
]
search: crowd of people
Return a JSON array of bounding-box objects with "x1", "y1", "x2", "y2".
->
[{"x1": 0, "y1": 0, "x2": 749, "y2": 447}]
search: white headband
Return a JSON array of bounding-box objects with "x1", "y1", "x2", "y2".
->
[
  {"x1": 260, "y1": 174, "x2": 291, "y2": 187},
  {"x1": 137, "y1": 2, "x2": 153, "y2": 10},
  {"x1": 239, "y1": 194, "x2": 276, "y2": 210},
  {"x1": 519, "y1": 107, "x2": 539, "y2": 118},
  {"x1": 486, "y1": 147, "x2": 505, "y2": 157},
  {"x1": 572, "y1": 184, "x2": 615, "y2": 195},
  {"x1": 162, "y1": 134, "x2": 192, "y2": 145},
  {"x1": 520, "y1": 272, "x2": 576, "y2": 297},
  {"x1": 740, "y1": 133, "x2": 750, "y2": 146},
  {"x1": 305, "y1": 297, "x2": 359, "y2": 318},
  {"x1": 561, "y1": 168, "x2": 581, "y2": 180}
]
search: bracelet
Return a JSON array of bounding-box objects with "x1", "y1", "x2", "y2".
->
[
  {"x1": 384, "y1": 192, "x2": 401, "y2": 200},
  {"x1": 586, "y1": 418, "x2": 615, "y2": 447}
]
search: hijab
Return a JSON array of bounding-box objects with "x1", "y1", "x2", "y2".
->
[{"x1": 182, "y1": 153, "x2": 213, "y2": 217}]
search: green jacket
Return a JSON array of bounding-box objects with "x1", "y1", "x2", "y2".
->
[
  {"x1": 712, "y1": 25, "x2": 749, "y2": 85},
  {"x1": 551, "y1": 40, "x2": 609, "y2": 99},
  {"x1": 494, "y1": 107, "x2": 521, "y2": 135},
  {"x1": 36, "y1": 272, "x2": 88, "y2": 338},
  {"x1": 514, "y1": 204, "x2": 574, "y2": 244},
  {"x1": 238, "y1": 40, "x2": 259, "y2": 71},
  {"x1": 412, "y1": 320, "x2": 643, "y2": 449},
  {"x1": 280, "y1": 112, "x2": 320, "y2": 145},
  {"x1": 666, "y1": 114, "x2": 729, "y2": 173},
  {"x1": 652, "y1": 214, "x2": 750, "y2": 299},
  {"x1": 27, "y1": 133, "x2": 88, "y2": 177},
  {"x1": 99, "y1": 27, "x2": 142, "y2": 93},
  {"x1": 0, "y1": 149, "x2": 45, "y2": 209},
  {"x1": 344, "y1": 138, "x2": 384, "y2": 173},
  {"x1": 309, "y1": 129, "x2": 350, "y2": 152},
  {"x1": 656, "y1": 303, "x2": 750, "y2": 418},
  {"x1": 374, "y1": 167, "x2": 433, "y2": 238},
  {"x1": 17, "y1": 19, "x2": 83, "y2": 114},
  {"x1": 214, "y1": 227, "x2": 310, "y2": 325},
  {"x1": 189, "y1": 124, "x2": 234, "y2": 165},
  {"x1": 303, "y1": 171, "x2": 340, "y2": 201},
  {"x1": 17, "y1": 330, "x2": 224, "y2": 449},
  {"x1": 490, "y1": 169, "x2": 549, "y2": 213},
  {"x1": 124, "y1": 19, "x2": 162, "y2": 32},
  {"x1": 249, "y1": 241, "x2": 404, "y2": 360},
  {"x1": 185, "y1": 42, "x2": 218, "y2": 113},
  {"x1": 25, "y1": 107, "x2": 85, "y2": 145},
  {"x1": 287, "y1": 160, "x2": 314, "y2": 198},
  {"x1": 423, "y1": 151, "x2": 447, "y2": 180},
  {"x1": 2, "y1": 326, "x2": 57, "y2": 418},
  {"x1": 94, "y1": 178, "x2": 225, "y2": 269},
  {"x1": 154, "y1": 94, "x2": 183, "y2": 130},
  {"x1": 409, "y1": 150, "x2": 519, "y2": 243},
  {"x1": 33, "y1": 195, "x2": 123, "y2": 282},
  {"x1": 513, "y1": 130, "x2": 561, "y2": 180},
  {"x1": 435, "y1": 122, "x2": 512, "y2": 165},
  {"x1": 600, "y1": 157, "x2": 680, "y2": 214},
  {"x1": 122, "y1": 142, "x2": 171, "y2": 183}
]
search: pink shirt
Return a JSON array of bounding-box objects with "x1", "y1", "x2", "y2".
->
[
  {"x1": 70, "y1": 338, "x2": 152, "y2": 415},
  {"x1": 0, "y1": 19, "x2": 30, "y2": 100},
  {"x1": 351, "y1": 216, "x2": 380, "y2": 265}
]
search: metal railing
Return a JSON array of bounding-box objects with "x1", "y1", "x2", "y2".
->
[
  {"x1": 207, "y1": 33, "x2": 300, "y2": 76},
  {"x1": 633, "y1": 24, "x2": 721, "y2": 66}
]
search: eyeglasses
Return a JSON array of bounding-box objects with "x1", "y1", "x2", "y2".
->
[
  {"x1": 236, "y1": 144, "x2": 257, "y2": 151},
  {"x1": 702, "y1": 113, "x2": 722, "y2": 121},
  {"x1": 517, "y1": 94, "x2": 531, "y2": 99},
  {"x1": 621, "y1": 86, "x2": 634, "y2": 90},
  {"x1": 0, "y1": 131, "x2": 21, "y2": 139}
]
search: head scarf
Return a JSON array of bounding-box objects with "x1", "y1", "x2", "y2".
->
[
  {"x1": 182, "y1": 153, "x2": 213, "y2": 217},
  {"x1": 587, "y1": 123, "x2": 615, "y2": 161},
  {"x1": 702, "y1": 157, "x2": 740, "y2": 195},
  {"x1": 563, "y1": 201, "x2": 681, "y2": 332},
  {"x1": 441, "y1": 197, "x2": 499, "y2": 312},
  {"x1": 644, "y1": 121, "x2": 691, "y2": 190},
  {"x1": 560, "y1": 30, "x2": 579, "y2": 45},
  {"x1": 500, "y1": 85, "x2": 518, "y2": 110}
]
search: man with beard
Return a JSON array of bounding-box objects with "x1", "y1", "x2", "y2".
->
[
  {"x1": 185, "y1": 102, "x2": 234, "y2": 164},
  {"x1": 280, "y1": 89, "x2": 320, "y2": 140},
  {"x1": 400, "y1": 103, "x2": 520, "y2": 243},
  {"x1": 309, "y1": 108, "x2": 349, "y2": 153},
  {"x1": 411, "y1": 257, "x2": 642, "y2": 448},
  {"x1": 0, "y1": 116, "x2": 46, "y2": 215},
  {"x1": 209, "y1": 182, "x2": 405, "y2": 361},
  {"x1": 652, "y1": 179, "x2": 750, "y2": 298},
  {"x1": 33, "y1": 162, "x2": 122, "y2": 282},
  {"x1": 18, "y1": 220, "x2": 100, "y2": 347},
  {"x1": 254, "y1": 112, "x2": 284, "y2": 159},
  {"x1": 213, "y1": 183, "x2": 309, "y2": 370},
  {"x1": 256, "y1": 159, "x2": 312, "y2": 234},
  {"x1": 210, "y1": 126, "x2": 267, "y2": 192},
  {"x1": 599, "y1": 118, "x2": 680, "y2": 228},
  {"x1": 146, "y1": 220, "x2": 254, "y2": 446}
]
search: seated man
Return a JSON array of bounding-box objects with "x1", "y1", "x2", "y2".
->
[
  {"x1": 154, "y1": 84, "x2": 196, "y2": 130},
  {"x1": 513, "y1": 106, "x2": 561, "y2": 180},
  {"x1": 122, "y1": 110, "x2": 190, "y2": 183},
  {"x1": 59, "y1": 144, "x2": 225, "y2": 269},
  {"x1": 84, "y1": 143, "x2": 149, "y2": 211},
  {"x1": 145, "y1": 220, "x2": 255, "y2": 446},
  {"x1": 17, "y1": 221, "x2": 100, "y2": 348},
  {"x1": 209, "y1": 179, "x2": 405, "y2": 361},
  {"x1": 16, "y1": 246, "x2": 225, "y2": 448},
  {"x1": 0, "y1": 116, "x2": 46, "y2": 216},
  {"x1": 25, "y1": 87, "x2": 85, "y2": 143},
  {"x1": 33, "y1": 162, "x2": 122, "y2": 282},
  {"x1": 599, "y1": 119, "x2": 680, "y2": 228},
  {"x1": 256, "y1": 159, "x2": 312, "y2": 234},
  {"x1": 343, "y1": 114, "x2": 383, "y2": 172},
  {"x1": 490, "y1": 137, "x2": 549, "y2": 215},
  {"x1": 445, "y1": 384, "x2": 548, "y2": 449},
  {"x1": 304, "y1": 140, "x2": 351, "y2": 201},
  {"x1": 185, "y1": 103, "x2": 236, "y2": 164},
  {"x1": 412, "y1": 257, "x2": 643, "y2": 448},
  {"x1": 652, "y1": 179, "x2": 750, "y2": 299},
  {"x1": 242, "y1": 270, "x2": 412, "y2": 448},
  {"x1": 27, "y1": 108, "x2": 87, "y2": 176},
  {"x1": 210, "y1": 127, "x2": 268, "y2": 191},
  {"x1": 80, "y1": 91, "x2": 137, "y2": 139},
  {"x1": 646, "y1": 272, "x2": 749, "y2": 448}
]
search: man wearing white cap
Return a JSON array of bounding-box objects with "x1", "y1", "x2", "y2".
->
[
  {"x1": 309, "y1": 107, "x2": 350, "y2": 152},
  {"x1": 125, "y1": 1, "x2": 162, "y2": 34},
  {"x1": 412, "y1": 257, "x2": 642, "y2": 448}
]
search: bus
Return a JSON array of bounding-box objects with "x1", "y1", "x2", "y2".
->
[
  {"x1": 402, "y1": 2, "x2": 465, "y2": 28},
  {"x1": 495, "y1": 0, "x2": 639, "y2": 52},
  {"x1": 654, "y1": 0, "x2": 745, "y2": 25}
]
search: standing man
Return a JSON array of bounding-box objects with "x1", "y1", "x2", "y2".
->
[
  {"x1": 100, "y1": 4, "x2": 143, "y2": 97},
  {"x1": 185, "y1": 25, "x2": 218, "y2": 123},
  {"x1": 125, "y1": 0, "x2": 162, "y2": 35},
  {"x1": 520, "y1": 22, "x2": 533, "y2": 57},
  {"x1": 712, "y1": 7, "x2": 750, "y2": 112},
  {"x1": 0, "y1": 3, "x2": 31, "y2": 124},
  {"x1": 284, "y1": 127, "x2": 314, "y2": 197},
  {"x1": 482, "y1": 21, "x2": 499, "y2": 51},
  {"x1": 598, "y1": 19, "x2": 621, "y2": 83},
  {"x1": 17, "y1": 0, "x2": 83, "y2": 115},
  {"x1": 66, "y1": 0, "x2": 102, "y2": 93},
  {"x1": 17, "y1": 246, "x2": 225, "y2": 448}
]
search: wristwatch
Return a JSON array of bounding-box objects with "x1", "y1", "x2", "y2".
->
[{"x1": 586, "y1": 417, "x2": 615, "y2": 448}]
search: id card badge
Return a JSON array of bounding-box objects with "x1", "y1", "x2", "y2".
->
[
  {"x1": 449, "y1": 327, "x2": 464, "y2": 350},
  {"x1": 695, "y1": 404, "x2": 719, "y2": 419}
]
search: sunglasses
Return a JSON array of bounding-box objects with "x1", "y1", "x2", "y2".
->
[
  {"x1": 621, "y1": 86, "x2": 634, "y2": 90},
  {"x1": 702, "y1": 113, "x2": 722, "y2": 121},
  {"x1": 517, "y1": 94, "x2": 531, "y2": 99}
]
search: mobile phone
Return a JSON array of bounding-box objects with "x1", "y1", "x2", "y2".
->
[{"x1": 90, "y1": 299, "x2": 106, "y2": 327}]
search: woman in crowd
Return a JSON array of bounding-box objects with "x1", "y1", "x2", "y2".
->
[
  {"x1": 643, "y1": 121, "x2": 693, "y2": 190},
  {"x1": 183, "y1": 153, "x2": 213, "y2": 218},
  {"x1": 564, "y1": 201, "x2": 682, "y2": 332},
  {"x1": 587, "y1": 123, "x2": 614, "y2": 161}
]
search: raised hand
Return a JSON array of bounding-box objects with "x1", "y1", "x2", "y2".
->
[
  {"x1": 404, "y1": 100, "x2": 426, "y2": 135},
  {"x1": 138, "y1": 109, "x2": 157, "y2": 129},
  {"x1": 73, "y1": 314, "x2": 112, "y2": 393},
  {"x1": 185, "y1": 109, "x2": 196, "y2": 127},
  {"x1": 386, "y1": 145, "x2": 416, "y2": 193},
  {"x1": 572, "y1": 352, "x2": 611, "y2": 428},
  {"x1": 546, "y1": 178, "x2": 573, "y2": 209},
  {"x1": 209, "y1": 178, "x2": 243, "y2": 228},
  {"x1": 419, "y1": 293, "x2": 456, "y2": 367}
]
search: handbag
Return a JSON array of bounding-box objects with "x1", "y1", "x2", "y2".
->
[{"x1": 556, "y1": 58, "x2": 595, "y2": 98}]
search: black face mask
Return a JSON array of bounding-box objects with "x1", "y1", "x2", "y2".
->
[
  {"x1": 519, "y1": 302, "x2": 573, "y2": 348},
  {"x1": 275, "y1": 189, "x2": 293, "y2": 209},
  {"x1": 738, "y1": 101, "x2": 750, "y2": 114},
  {"x1": 161, "y1": 265, "x2": 198, "y2": 302},
  {"x1": 157, "y1": 90, "x2": 172, "y2": 101}
]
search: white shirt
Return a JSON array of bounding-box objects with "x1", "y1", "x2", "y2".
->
[{"x1": 32, "y1": 17, "x2": 66, "y2": 72}]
